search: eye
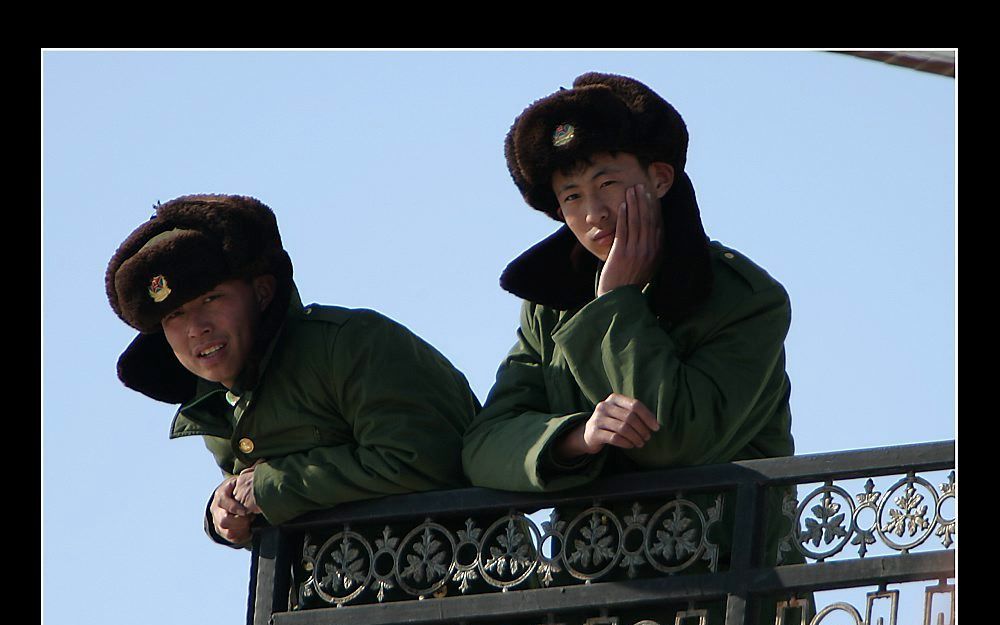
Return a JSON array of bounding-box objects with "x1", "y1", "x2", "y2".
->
[
  {"x1": 163, "y1": 309, "x2": 183, "y2": 322},
  {"x1": 599, "y1": 179, "x2": 618, "y2": 188},
  {"x1": 561, "y1": 192, "x2": 580, "y2": 203}
]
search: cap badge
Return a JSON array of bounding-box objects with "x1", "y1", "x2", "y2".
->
[
  {"x1": 552, "y1": 123, "x2": 576, "y2": 147},
  {"x1": 148, "y1": 275, "x2": 171, "y2": 303}
]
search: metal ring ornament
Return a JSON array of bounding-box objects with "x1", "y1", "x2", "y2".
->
[
  {"x1": 849, "y1": 487, "x2": 880, "y2": 558},
  {"x1": 394, "y1": 520, "x2": 457, "y2": 598},
  {"x1": 935, "y1": 473, "x2": 957, "y2": 548},
  {"x1": 311, "y1": 528, "x2": 374, "y2": 606},
  {"x1": 563, "y1": 506, "x2": 623, "y2": 582},
  {"x1": 875, "y1": 474, "x2": 939, "y2": 552},
  {"x1": 370, "y1": 526, "x2": 400, "y2": 602},
  {"x1": 477, "y1": 513, "x2": 541, "y2": 590},
  {"x1": 793, "y1": 483, "x2": 856, "y2": 562},
  {"x1": 451, "y1": 518, "x2": 482, "y2": 594},
  {"x1": 536, "y1": 525, "x2": 565, "y2": 585},
  {"x1": 644, "y1": 498, "x2": 708, "y2": 574}
]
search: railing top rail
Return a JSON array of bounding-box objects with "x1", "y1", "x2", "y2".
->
[{"x1": 276, "y1": 440, "x2": 954, "y2": 531}]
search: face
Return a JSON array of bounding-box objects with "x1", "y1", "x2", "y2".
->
[
  {"x1": 552, "y1": 152, "x2": 673, "y2": 261},
  {"x1": 160, "y1": 276, "x2": 275, "y2": 390}
]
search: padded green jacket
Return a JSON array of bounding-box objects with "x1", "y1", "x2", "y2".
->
[
  {"x1": 463, "y1": 241, "x2": 794, "y2": 492},
  {"x1": 170, "y1": 287, "x2": 479, "y2": 527}
]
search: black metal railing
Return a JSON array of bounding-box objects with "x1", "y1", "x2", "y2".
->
[{"x1": 248, "y1": 440, "x2": 955, "y2": 625}]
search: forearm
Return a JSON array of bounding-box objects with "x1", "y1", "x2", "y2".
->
[
  {"x1": 462, "y1": 320, "x2": 605, "y2": 492},
  {"x1": 253, "y1": 439, "x2": 466, "y2": 526}
]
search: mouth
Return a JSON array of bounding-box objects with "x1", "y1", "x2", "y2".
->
[
  {"x1": 591, "y1": 229, "x2": 614, "y2": 243},
  {"x1": 196, "y1": 342, "x2": 227, "y2": 358}
]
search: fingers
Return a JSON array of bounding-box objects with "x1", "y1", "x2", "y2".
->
[
  {"x1": 213, "y1": 476, "x2": 248, "y2": 517},
  {"x1": 606, "y1": 393, "x2": 660, "y2": 434},
  {"x1": 233, "y1": 464, "x2": 264, "y2": 514},
  {"x1": 632, "y1": 183, "x2": 661, "y2": 260},
  {"x1": 584, "y1": 394, "x2": 661, "y2": 452},
  {"x1": 214, "y1": 509, "x2": 253, "y2": 544},
  {"x1": 627, "y1": 186, "x2": 643, "y2": 251},
  {"x1": 613, "y1": 199, "x2": 628, "y2": 251}
]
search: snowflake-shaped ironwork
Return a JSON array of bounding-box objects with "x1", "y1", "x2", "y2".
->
[
  {"x1": 618, "y1": 503, "x2": 648, "y2": 578},
  {"x1": 800, "y1": 491, "x2": 848, "y2": 548},
  {"x1": 457, "y1": 518, "x2": 482, "y2": 544},
  {"x1": 542, "y1": 509, "x2": 568, "y2": 536},
  {"x1": 484, "y1": 518, "x2": 534, "y2": 576},
  {"x1": 851, "y1": 479, "x2": 880, "y2": 558},
  {"x1": 321, "y1": 537, "x2": 366, "y2": 593},
  {"x1": 568, "y1": 512, "x2": 616, "y2": 568},
  {"x1": 375, "y1": 525, "x2": 399, "y2": 552},
  {"x1": 777, "y1": 493, "x2": 799, "y2": 564},
  {"x1": 451, "y1": 568, "x2": 476, "y2": 593},
  {"x1": 400, "y1": 527, "x2": 449, "y2": 584},
  {"x1": 650, "y1": 505, "x2": 699, "y2": 562},
  {"x1": 856, "y1": 479, "x2": 881, "y2": 506},
  {"x1": 883, "y1": 483, "x2": 930, "y2": 538},
  {"x1": 452, "y1": 519, "x2": 482, "y2": 593},
  {"x1": 624, "y1": 502, "x2": 649, "y2": 527},
  {"x1": 371, "y1": 526, "x2": 399, "y2": 602},
  {"x1": 302, "y1": 536, "x2": 318, "y2": 572},
  {"x1": 936, "y1": 472, "x2": 956, "y2": 548}
]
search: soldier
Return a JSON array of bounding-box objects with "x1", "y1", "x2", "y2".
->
[
  {"x1": 107, "y1": 194, "x2": 479, "y2": 546},
  {"x1": 462, "y1": 72, "x2": 800, "y2": 622}
]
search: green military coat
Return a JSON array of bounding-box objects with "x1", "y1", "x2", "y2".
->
[
  {"x1": 463, "y1": 240, "x2": 794, "y2": 492},
  {"x1": 170, "y1": 287, "x2": 480, "y2": 527}
]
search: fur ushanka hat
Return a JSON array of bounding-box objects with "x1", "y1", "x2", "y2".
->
[
  {"x1": 106, "y1": 194, "x2": 293, "y2": 404},
  {"x1": 500, "y1": 72, "x2": 713, "y2": 321}
]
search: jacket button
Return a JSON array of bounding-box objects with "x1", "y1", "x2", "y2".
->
[
  {"x1": 238, "y1": 438, "x2": 255, "y2": 454},
  {"x1": 724, "y1": 252, "x2": 735, "y2": 259}
]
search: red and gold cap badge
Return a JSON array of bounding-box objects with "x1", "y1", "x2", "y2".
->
[
  {"x1": 552, "y1": 123, "x2": 576, "y2": 147},
  {"x1": 148, "y1": 275, "x2": 172, "y2": 303}
]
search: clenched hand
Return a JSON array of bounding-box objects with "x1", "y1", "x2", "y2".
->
[{"x1": 554, "y1": 393, "x2": 661, "y2": 461}]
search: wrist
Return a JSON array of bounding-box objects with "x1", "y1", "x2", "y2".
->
[{"x1": 553, "y1": 424, "x2": 593, "y2": 461}]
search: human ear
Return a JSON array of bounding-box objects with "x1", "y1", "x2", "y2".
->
[
  {"x1": 648, "y1": 162, "x2": 675, "y2": 199},
  {"x1": 252, "y1": 274, "x2": 277, "y2": 311}
]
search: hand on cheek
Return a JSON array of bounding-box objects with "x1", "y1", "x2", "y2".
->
[{"x1": 597, "y1": 184, "x2": 663, "y2": 297}]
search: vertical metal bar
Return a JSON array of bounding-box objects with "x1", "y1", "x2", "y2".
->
[
  {"x1": 247, "y1": 526, "x2": 292, "y2": 625},
  {"x1": 725, "y1": 481, "x2": 762, "y2": 625}
]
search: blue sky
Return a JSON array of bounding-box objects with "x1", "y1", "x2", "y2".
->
[{"x1": 42, "y1": 50, "x2": 955, "y2": 624}]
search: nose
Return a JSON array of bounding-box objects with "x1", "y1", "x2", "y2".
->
[
  {"x1": 583, "y1": 196, "x2": 612, "y2": 226},
  {"x1": 186, "y1": 309, "x2": 213, "y2": 338}
]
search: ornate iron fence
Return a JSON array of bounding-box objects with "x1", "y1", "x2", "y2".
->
[{"x1": 247, "y1": 440, "x2": 955, "y2": 625}]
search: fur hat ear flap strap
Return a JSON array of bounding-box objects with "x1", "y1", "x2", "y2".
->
[
  {"x1": 117, "y1": 332, "x2": 197, "y2": 404},
  {"x1": 499, "y1": 226, "x2": 598, "y2": 310}
]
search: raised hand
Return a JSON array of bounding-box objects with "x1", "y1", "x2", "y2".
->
[{"x1": 597, "y1": 183, "x2": 663, "y2": 298}]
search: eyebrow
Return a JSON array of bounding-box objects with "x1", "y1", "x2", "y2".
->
[{"x1": 555, "y1": 166, "x2": 624, "y2": 194}]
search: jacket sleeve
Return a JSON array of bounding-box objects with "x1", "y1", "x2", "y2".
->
[
  {"x1": 551, "y1": 282, "x2": 791, "y2": 468},
  {"x1": 251, "y1": 312, "x2": 478, "y2": 526},
  {"x1": 462, "y1": 302, "x2": 604, "y2": 492}
]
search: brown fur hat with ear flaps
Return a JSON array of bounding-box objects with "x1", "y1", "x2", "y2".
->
[
  {"x1": 504, "y1": 71, "x2": 690, "y2": 218},
  {"x1": 500, "y1": 72, "x2": 713, "y2": 323},
  {"x1": 106, "y1": 194, "x2": 293, "y2": 404}
]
